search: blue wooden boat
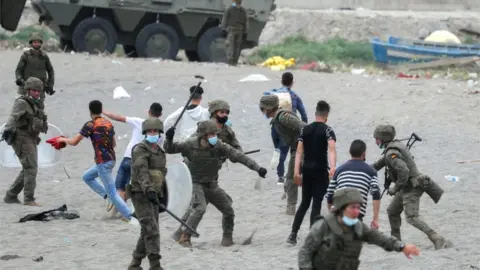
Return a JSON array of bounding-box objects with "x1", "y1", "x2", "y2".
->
[{"x1": 371, "y1": 36, "x2": 480, "y2": 64}]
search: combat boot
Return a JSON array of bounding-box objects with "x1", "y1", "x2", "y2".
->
[
  {"x1": 427, "y1": 231, "x2": 452, "y2": 250},
  {"x1": 178, "y1": 231, "x2": 192, "y2": 248},
  {"x1": 286, "y1": 232, "x2": 297, "y2": 245},
  {"x1": 171, "y1": 227, "x2": 182, "y2": 241},
  {"x1": 221, "y1": 233, "x2": 234, "y2": 247},
  {"x1": 147, "y1": 254, "x2": 163, "y2": 270},
  {"x1": 24, "y1": 200, "x2": 40, "y2": 206},
  {"x1": 127, "y1": 257, "x2": 143, "y2": 270},
  {"x1": 3, "y1": 195, "x2": 21, "y2": 204},
  {"x1": 286, "y1": 204, "x2": 296, "y2": 215}
]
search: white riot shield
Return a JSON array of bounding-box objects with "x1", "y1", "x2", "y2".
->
[
  {"x1": 165, "y1": 161, "x2": 192, "y2": 217},
  {"x1": 0, "y1": 123, "x2": 64, "y2": 168}
]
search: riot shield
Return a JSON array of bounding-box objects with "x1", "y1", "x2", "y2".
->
[
  {"x1": 165, "y1": 161, "x2": 192, "y2": 217},
  {"x1": 0, "y1": 123, "x2": 64, "y2": 168}
]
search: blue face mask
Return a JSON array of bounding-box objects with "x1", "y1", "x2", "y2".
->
[
  {"x1": 208, "y1": 136, "x2": 218, "y2": 145},
  {"x1": 146, "y1": 135, "x2": 160, "y2": 144},
  {"x1": 342, "y1": 216, "x2": 359, "y2": 226},
  {"x1": 225, "y1": 119, "x2": 232, "y2": 127}
]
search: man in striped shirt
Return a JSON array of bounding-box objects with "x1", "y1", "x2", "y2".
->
[{"x1": 326, "y1": 139, "x2": 381, "y2": 229}]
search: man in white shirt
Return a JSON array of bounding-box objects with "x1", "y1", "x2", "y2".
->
[{"x1": 102, "y1": 102, "x2": 163, "y2": 202}]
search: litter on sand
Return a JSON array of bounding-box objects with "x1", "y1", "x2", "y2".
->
[
  {"x1": 260, "y1": 56, "x2": 295, "y2": 71},
  {"x1": 444, "y1": 175, "x2": 459, "y2": 182},
  {"x1": 113, "y1": 86, "x2": 131, "y2": 99},
  {"x1": 239, "y1": 74, "x2": 270, "y2": 82}
]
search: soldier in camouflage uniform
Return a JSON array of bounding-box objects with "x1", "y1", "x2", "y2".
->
[
  {"x1": 2, "y1": 77, "x2": 48, "y2": 206},
  {"x1": 164, "y1": 120, "x2": 267, "y2": 247},
  {"x1": 127, "y1": 118, "x2": 166, "y2": 270},
  {"x1": 372, "y1": 125, "x2": 451, "y2": 250},
  {"x1": 298, "y1": 188, "x2": 420, "y2": 270},
  {"x1": 220, "y1": 0, "x2": 249, "y2": 66},
  {"x1": 15, "y1": 32, "x2": 55, "y2": 108},
  {"x1": 259, "y1": 94, "x2": 306, "y2": 215}
]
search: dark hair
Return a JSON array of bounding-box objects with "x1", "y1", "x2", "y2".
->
[
  {"x1": 315, "y1": 100, "x2": 330, "y2": 116},
  {"x1": 190, "y1": 85, "x2": 204, "y2": 100},
  {"x1": 89, "y1": 100, "x2": 102, "y2": 115},
  {"x1": 349, "y1": 139, "x2": 366, "y2": 158},
  {"x1": 149, "y1": 102, "x2": 163, "y2": 117},
  {"x1": 281, "y1": 72, "x2": 293, "y2": 86}
]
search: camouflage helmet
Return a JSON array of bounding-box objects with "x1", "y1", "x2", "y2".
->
[
  {"x1": 373, "y1": 125, "x2": 396, "y2": 142},
  {"x1": 29, "y1": 32, "x2": 43, "y2": 44},
  {"x1": 332, "y1": 188, "x2": 363, "y2": 212},
  {"x1": 25, "y1": 77, "x2": 44, "y2": 92},
  {"x1": 197, "y1": 120, "x2": 219, "y2": 136},
  {"x1": 142, "y1": 117, "x2": 164, "y2": 135},
  {"x1": 208, "y1": 100, "x2": 230, "y2": 115},
  {"x1": 259, "y1": 95, "x2": 279, "y2": 110}
]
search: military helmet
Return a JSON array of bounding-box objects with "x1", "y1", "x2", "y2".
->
[
  {"x1": 208, "y1": 100, "x2": 230, "y2": 115},
  {"x1": 373, "y1": 125, "x2": 396, "y2": 142},
  {"x1": 259, "y1": 95, "x2": 279, "y2": 110},
  {"x1": 332, "y1": 188, "x2": 363, "y2": 212},
  {"x1": 142, "y1": 117, "x2": 164, "y2": 135},
  {"x1": 29, "y1": 32, "x2": 43, "y2": 44},
  {"x1": 197, "y1": 120, "x2": 219, "y2": 136},
  {"x1": 25, "y1": 77, "x2": 44, "y2": 92}
]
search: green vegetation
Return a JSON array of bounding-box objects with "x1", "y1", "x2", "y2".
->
[
  {"x1": 0, "y1": 25, "x2": 57, "y2": 45},
  {"x1": 247, "y1": 35, "x2": 374, "y2": 65}
]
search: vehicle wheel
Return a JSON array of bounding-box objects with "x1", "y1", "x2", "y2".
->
[
  {"x1": 135, "y1": 22, "x2": 180, "y2": 59},
  {"x1": 197, "y1": 27, "x2": 227, "y2": 63},
  {"x1": 60, "y1": 38, "x2": 74, "y2": 52},
  {"x1": 0, "y1": 0, "x2": 26, "y2": 31},
  {"x1": 185, "y1": 50, "x2": 200, "y2": 62},
  {"x1": 72, "y1": 17, "x2": 118, "y2": 54},
  {"x1": 123, "y1": 45, "x2": 138, "y2": 57}
]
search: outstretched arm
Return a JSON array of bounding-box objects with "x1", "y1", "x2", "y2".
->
[
  {"x1": 221, "y1": 142, "x2": 260, "y2": 172},
  {"x1": 103, "y1": 111, "x2": 126, "y2": 123}
]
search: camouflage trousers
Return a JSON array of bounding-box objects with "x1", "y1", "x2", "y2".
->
[
  {"x1": 226, "y1": 30, "x2": 243, "y2": 66},
  {"x1": 130, "y1": 192, "x2": 161, "y2": 259},
  {"x1": 285, "y1": 149, "x2": 298, "y2": 207},
  {"x1": 183, "y1": 182, "x2": 234, "y2": 235},
  {"x1": 6, "y1": 135, "x2": 38, "y2": 202},
  {"x1": 387, "y1": 186, "x2": 433, "y2": 240}
]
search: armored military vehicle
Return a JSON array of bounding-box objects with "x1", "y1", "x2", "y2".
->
[
  {"x1": 30, "y1": 0, "x2": 276, "y2": 62},
  {"x1": 0, "y1": 0, "x2": 27, "y2": 31}
]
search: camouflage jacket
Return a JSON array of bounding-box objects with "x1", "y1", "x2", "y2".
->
[
  {"x1": 220, "y1": 5, "x2": 249, "y2": 32},
  {"x1": 298, "y1": 213, "x2": 403, "y2": 270},
  {"x1": 15, "y1": 49, "x2": 55, "y2": 88},
  {"x1": 218, "y1": 124, "x2": 242, "y2": 152},
  {"x1": 130, "y1": 140, "x2": 167, "y2": 194},
  {"x1": 271, "y1": 109, "x2": 306, "y2": 150},
  {"x1": 164, "y1": 135, "x2": 260, "y2": 183},
  {"x1": 5, "y1": 96, "x2": 48, "y2": 136},
  {"x1": 372, "y1": 140, "x2": 421, "y2": 193}
]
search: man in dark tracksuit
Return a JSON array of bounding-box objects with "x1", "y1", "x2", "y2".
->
[{"x1": 220, "y1": 0, "x2": 249, "y2": 65}]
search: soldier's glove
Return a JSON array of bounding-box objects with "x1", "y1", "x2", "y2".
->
[
  {"x1": 15, "y1": 78, "x2": 24, "y2": 86},
  {"x1": 45, "y1": 87, "x2": 55, "y2": 95},
  {"x1": 146, "y1": 191, "x2": 160, "y2": 205},
  {"x1": 1, "y1": 129, "x2": 14, "y2": 142},
  {"x1": 258, "y1": 167, "x2": 267, "y2": 178},
  {"x1": 165, "y1": 127, "x2": 175, "y2": 140},
  {"x1": 388, "y1": 186, "x2": 397, "y2": 196}
]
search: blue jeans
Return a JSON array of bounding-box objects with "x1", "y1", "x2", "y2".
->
[
  {"x1": 82, "y1": 160, "x2": 132, "y2": 219},
  {"x1": 271, "y1": 127, "x2": 290, "y2": 177},
  {"x1": 115, "y1": 157, "x2": 131, "y2": 190}
]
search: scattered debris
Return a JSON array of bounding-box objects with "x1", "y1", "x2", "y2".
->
[
  {"x1": 260, "y1": 56, "x2": 295, "y2": 71},
  {"x1": 239, "y1": 74, "x2": 270, "y2": 82},
  {"x1": 299, "y1": 61, "x2": 333, "y2": 73},
  {"x1": 397, "y1": 72, "x2": 420, "y2": 79},
  {"x1": 242, "y1": 228, "x2": 257, "y2": 245},
  {"x1": 111, "y1": 60, "x2": 122, "y2": 65},
  {"x1": 144, "y1": 86, "x2": 152, "y2": 91},
  {"x1": 351, "y1": 68, "x2": 365, "y2": 75},
  {"x1": 444, "y1": 175, "x2": 459, "y2": 182},
  {"x1": 113, "y1": 86, "x2": 131, "y2": 100},
  {"x1": 0, "y1": 255, "x2": 22, "y2": 261},
  {"x1": 33, "y1": 256, "x2": 43, "y2": 262}
]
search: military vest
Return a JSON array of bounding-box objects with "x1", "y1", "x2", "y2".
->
[
  {"x1": 130, "y1": 141, "x2": 167, "y2": 194},
  {"x1": 272, "y1": 109, "x2": 300, "y2": 149},
  {"x1": 225, "y1": 6, "x2": 248, "y2": 32},
  {"x1": 385, "y1": 140, "x2": 421, "y2": 187},
  {"x1": 312, "y1": 214, "x2": 364, "y2": 270},
  {"x1": 14, "y1": 96, "x2": 47, "y2": 135},
  {"x1": 22, "y1": 50, "x2": 48, "y2": 83},
  {"x1": 183, "y1": 137, "x2": 223, "y2": 183}
]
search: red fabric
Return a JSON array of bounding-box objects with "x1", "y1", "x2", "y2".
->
[{"x1": 46, "y1": 136, "x2": 66, "y2": 150}]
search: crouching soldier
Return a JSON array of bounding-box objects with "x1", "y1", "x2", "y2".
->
[
  {"x1": 2, "y1": 77, "x2": 48, "y2": 206},
  {"x1": 298, "y1": 188, "x2": 420, "y2": 270},
  {"x1": 164, "y1": 120, "x2": 267, "y2": 247},
  {"x1": 127, "y1": 118, "x2": 166, "y2": 270},
  {"x1": 372, "y1": 125, "x2": 451, "y2": 250}
]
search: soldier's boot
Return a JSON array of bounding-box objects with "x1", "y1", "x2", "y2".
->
[
  {"x1": 286, "y1": 232, "x2": 297, "y2": 245},
  {"x1": 427, "y1": 231, "x2": 452, "y2": 250},
  {"x1": 24, "y1": 200, "x2": 40, "y2": 206},
  {"x1": 286, "y1": 204, "x2": 296, "y2": 215},
  {"x1": 178, "y1": 231, "x2": 192, "y2": 248},
  {"x1": 171, "y1": 226, "x2": 183, "y2": 241},
  {"x1": 221, "y1": 233, "x2": 234, "y2": 247},
  {"x1": 3, "y1": 194, "x2": 21, "y2": 204},
  {"x1": 147, "y1": 254, "x2": 163, "y2": 270},
  {"x1": 127, "y1": 257, "x2": 143, "y2": 270}
]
